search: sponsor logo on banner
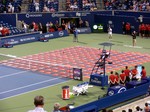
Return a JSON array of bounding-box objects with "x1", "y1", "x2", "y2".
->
[
  {"x1": 90, "y1": 78, "x2": 101, "y2": 84},
  {"x1": 108, "y1": 90, "x2": 114, "y2": 96},
  {"x1": 20, "y1": 37, "x2": 36, "y2": 42},
  {"x1": 44, "y1": 34, "x2": 54, "y2": 38},
  {"x1": 59, "y1": 31, "x2": 64, "y2": 36},
  {"x1": 73, "y1": 68, "x2": 82, "y2": 81},
  {"x1": 26, "y1": 13, "x2": 42, "y2": 18},
  {"x1": 118, "y1": 87, "x2": 126, "y2": 93},
  {"x1": 76, "y1": 12, "x2": 90, "y2": 17},
  {"x1": 7, "y1": 39, "x2": 19, "y2": 44},
  {"x1": 51, "y1": 13, "x2": 65, "y2": 17}
]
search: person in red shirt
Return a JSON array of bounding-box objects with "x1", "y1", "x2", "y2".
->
[
  {"x1": 124, "y1": 66, "x2": 130, "y2": 82},
  {"x1": 131, "y1": 66, "x2": 138, "y2": 80},
  {"x1": 145, "y1": 24, "x2": 149, "y2": 38},
  {"x1": 109, "y1": 71, "x2": 116, "y2": 87},
  {"x1": 120, "y1": 70, "x2": 126, "y2": 85},
  {"x1": 141, "y1": 24, "x2": 144, "y2": 38},
  {"x1": 115, "y1": 72, "x2": 119, "y2": 85},
  {"x1": 148, "y1": 24, "x2": 150, "y2": 37},
  {"x1": 125, "y1": 23, "x2": 131, "y2": 35},
  {"x1": 141, "y1": 66, "x2": 146, "y2": 79}
]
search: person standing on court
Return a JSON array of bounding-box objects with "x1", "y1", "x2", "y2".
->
[
  {"x1": 28, "y1": 95, "x2": 47, "y2": 112},
  {"x1": 132, "y1": 30, "x2": 137, "y2": 47},
  {"x1": 73, "y1": 28, "x2": 78, "y2": 42},
  {"x1": 108, "y1": 26, "x2": 112, "y2": 40}
]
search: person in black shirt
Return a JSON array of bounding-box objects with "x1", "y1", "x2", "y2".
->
[{"x1": 132, "y1": 31, "x2": 136, "y2": 47}]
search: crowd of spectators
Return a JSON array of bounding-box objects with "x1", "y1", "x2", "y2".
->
[
  {"x1": 66, "y1": 0, "x2": 97, "y2": 11},
  {"x1": 104, "y1": 0, "x2": 150, "y2": 11},
  {"x1": 28, "y1": 0, "x2": 58, "y2": 12},
  {"x1": 0, "y1": 0, "x2": 22, "y2": 13},
  {"x1": 0, "y1": 0, "x2": 150, "y2": 13}
]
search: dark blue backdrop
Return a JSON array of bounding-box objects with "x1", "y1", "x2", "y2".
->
[{"x1": 0, "y1": 11, "x2": 149, "y2": 34}]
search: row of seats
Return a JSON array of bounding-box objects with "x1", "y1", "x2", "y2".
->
[{"x1": 0, "y1": 21, "x2": 25, "y2": 37}]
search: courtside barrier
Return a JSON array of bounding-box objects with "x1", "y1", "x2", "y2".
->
[
  {"x1": 70, "y1": 79, "x2": 150, "y2": 112},
  {"x1": 0, "y1": 30, "x2": 69, "y2": 48}
]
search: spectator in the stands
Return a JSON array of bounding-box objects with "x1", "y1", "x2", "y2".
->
[
  {"x1": 61, "y1": 20, "x2": 66, "y2": 30},
  {"x1": 50, "y1": 7, "x2": 55, "y2": 12},
  {"x1": 79, "y1": 19, "x2": 83, "y2": 28},
  {"x1": 7, "y1": 3, "x2": 14, "y2": 13},
  {"x1": 38, "y1": 23, "x2": 43, "y2": 33},
  {"x1": 49, "y1": 21, "x2": 54, "y2": 28},
  {"x1": 43, "y1": 4, "x2": 49, "y2": 12},
  {"x1": 54, "y1": 20, "x2": 59, "y2": 31},
  {"x1": 0, "y1": 24, "x2": 3, "y2": 31},
  {"x1": 34, "y1": 0, "x2": 40, "y2": 12},
  {"x1": 141, "y1": 66, "x2": 146, "y2": 79},
  {"x1": 22, "y1": 21, "x2": 28, "y2": 33},
  {"x1": 28, "y1": 95, "x2": 47, "y2": 112},
  {"x1": 85, "y1": 21, "x2": 89, "y2": 27},
  {"x1": 122, "y1": 110, "x2": 126, "y2": 112},
  {"x1": 107, "y1": 109, "x2": 113, "y2": 112},
  {"x1": 46, "y1": 22, "x2": 50, "y2": 32},
  {"x1": 135, "y1": 106, "x2": 143, "y2": 112},
  {"x1": 33, "y1": 22, "x2": 39, "y2": 31},
  {"x1": 17, "y1": 4, "x2": 21, "y2": 13},
  {"x1": 128, "y1": 109, "x2": 133, "y2": 112},
  {"x1": 144, "y1": 102, "x2": 150, "y2": 112},
  {"x1": 53, "y1": 102, "x2": 61, "y2": 112},
  {"x1": 102, "y1": 108, "x2": 107, "y2": 112}
]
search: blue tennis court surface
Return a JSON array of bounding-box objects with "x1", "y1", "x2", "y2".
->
[{"x1": 0, "y1": 65, "x2": 70, "y2": 100}]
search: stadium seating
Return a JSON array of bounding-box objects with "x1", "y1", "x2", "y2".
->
[
  {"x1": 66, "y1": 0, "x2": 97, "y2": 11},
  {"x1": 104, "y1": 0, "x2": 150, "y2": 11},
  {"x1": 0, "y1": 21, "x2": 25, "y2": 37},
  {"x1": 28, "y1": 0, "x2": 59, "y2": 12},
  {"x1": 5, "y1": 0, "x2": 22, "y2": 13}
]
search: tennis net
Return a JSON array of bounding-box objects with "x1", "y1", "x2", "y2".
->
[{"x1": 0, "y1": 53, "x2": 73, "y2": 78}]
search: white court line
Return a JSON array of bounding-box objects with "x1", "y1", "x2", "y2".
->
[
  {"x1": 0, "y1": 71, "x2": 28, "y2": 79},
  {"x1": 0, "y1": 77, "x2": 61, "y2": 95},
  {"x1": 124, "y1": 45, "x2": 143, "y2": 48},
  {"x1": 0, "y1": 79, "x2": 71, "y2": 100}
]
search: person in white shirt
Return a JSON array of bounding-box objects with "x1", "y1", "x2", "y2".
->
[
  {"x1": 0, "y1": 24, "x2": 3, "y2": 31},
  {"x1": 108, "y1": 26, "x2": 112, "y2": 40},
  {"x1": 28, "y1": 95, "x2": 47, "y2": 112},
  {"x1": 34, "y1": 1, "x2": 39, "y2": 12},
  {"x1": 8, "y1": 3, "x2": 14, "y2": 13}
]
